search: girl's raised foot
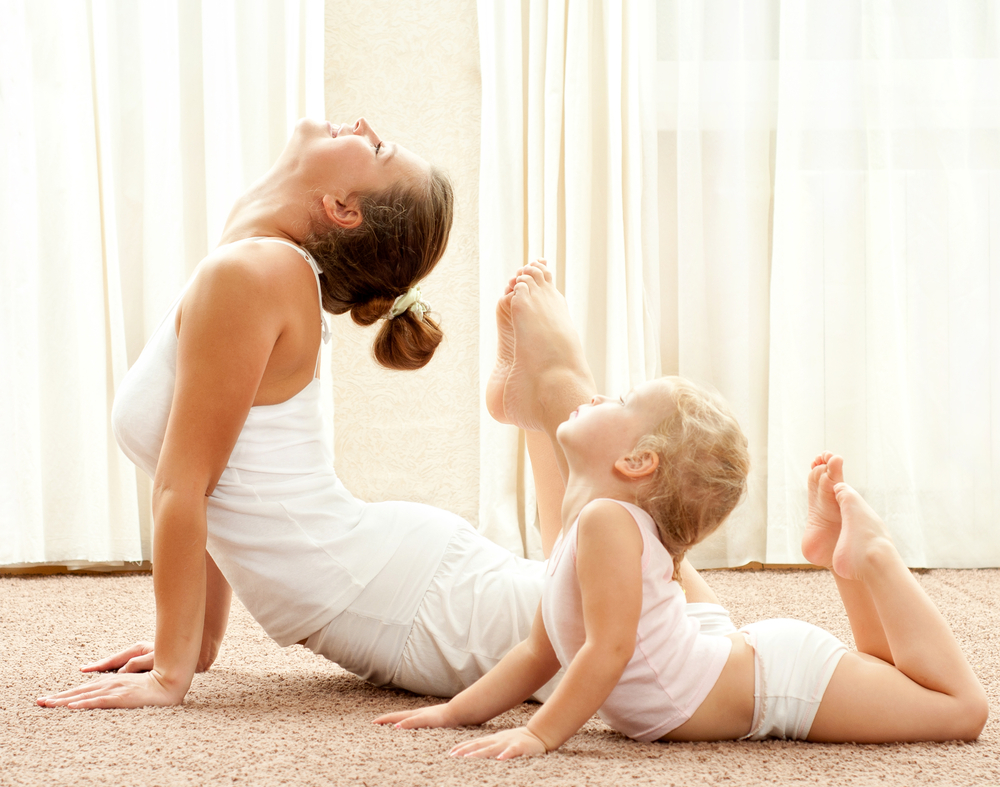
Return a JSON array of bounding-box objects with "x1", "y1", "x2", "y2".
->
[
  {"x1": 485, "y1": 292, "x2": 515, "y2": 424},
  {"x1": 801, "y1": 453, "x2": 845, "y2": 568},
  {"x1": 503, "y1": 262, "x2": 594, "y2": 433},
  {"x1": 831, "y1": 482, "x2": 897, "y2": 582}
]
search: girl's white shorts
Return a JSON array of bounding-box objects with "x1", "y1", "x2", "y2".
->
[{"x1": 738, "y1": 618, "x2": 849, "y2": 740}]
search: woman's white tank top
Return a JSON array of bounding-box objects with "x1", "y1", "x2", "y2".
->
[{"x1": 111, "y1": 239, "x2": 455, "y2": 646}]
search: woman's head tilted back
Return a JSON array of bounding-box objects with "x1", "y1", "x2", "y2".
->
[
  {"x1": 299, "y1": 118, "x2": 455, "y2": 371},
  {"x1": 630, "y1": 377, "x2": 750, "y2": 580}
]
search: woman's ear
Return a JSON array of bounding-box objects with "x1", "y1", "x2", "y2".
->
[
  {"x1": 614, "y1": 450, "x2": 659, "y2": 480},
  {"x1": 322, "y1": 194, "x2": 362, "y2": 229}
]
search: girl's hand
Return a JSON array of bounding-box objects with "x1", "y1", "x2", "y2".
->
[
  {"x1": 81, "y1": 641, "x2": 155, "y2": 674},
  {"x1": 37, "y1": 670, "x2": 185, "y2": 710},
  {"x1": 374, "y1": 703, "x2": 459, "y2": 729},
  {"x1": 449, "y1": 726, "x2": 548, "y2": 760}
]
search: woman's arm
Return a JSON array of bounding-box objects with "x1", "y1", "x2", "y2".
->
[
  {"x1": 449, "y1": 499, "x2": 644, "y2": 759},
  {"x1": 79, "y1": 552, "x2": 232, "y2": 675},
  {"x1": 39, "y1": 251, "x2": 287, "y2": 709},
  {"x1": 197, "y1": 552, "x2": 233, "y2": 671}
]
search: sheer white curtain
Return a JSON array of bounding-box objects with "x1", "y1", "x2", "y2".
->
[
  {"x1": 0, "y1": 0, "x2": 324, "y2": 566},
  {"x1": 762, "y1": 0, "x2": 1000, "y2": 566},
  {"x1": 480, "y1": 0, "x2": 1000, "y2": 567},
  {"x1": 477, "y1": 0, "x2": 659, "y2": 558}
]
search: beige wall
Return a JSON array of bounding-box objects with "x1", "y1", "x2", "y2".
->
[{"x1": 324, "y1": 2, "x2": 482, "y2": 524}]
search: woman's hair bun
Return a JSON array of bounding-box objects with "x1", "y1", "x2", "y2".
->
[
  {"x1": 350, "y1": 297, "x2": 393, "y2": 327},
  {"x1": 372, "y1": 310, "x2": 443, "y2": 371}
]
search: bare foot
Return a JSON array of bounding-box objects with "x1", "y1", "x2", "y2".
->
[
  {"x1": 831, "y1": 482, "x2": 896, "y2": 582},
  {"x1": 801, "y1": 453, "x2": 845, "y2": 568},
  {"x1": 485, "y1": 291, "x2": 515, "y2": 424},
  {"x1": 504, "y1": 262, "x2": 596, "y2": 433}
]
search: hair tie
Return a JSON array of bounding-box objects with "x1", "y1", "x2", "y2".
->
[{"x1": 386, "y1": 286, "x2": 431, "y2": 321}]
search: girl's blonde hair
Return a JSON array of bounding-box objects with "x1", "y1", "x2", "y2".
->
[{"x1": 630, "y1": 377, "x2": 750, "y2": 582}]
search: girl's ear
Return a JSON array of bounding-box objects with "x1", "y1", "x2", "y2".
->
[
  {"x1": 615, "y1": 450, "x2": 659, "y2": 480},
  {"x1": 322, "y1": 194, "x2": 362, "y2": 229}
]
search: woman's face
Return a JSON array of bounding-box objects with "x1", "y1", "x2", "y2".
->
[{"x1": 292, "y1": 117, "x2": 430, "y2": 201}]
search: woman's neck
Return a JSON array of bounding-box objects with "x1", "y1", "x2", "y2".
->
[{"x1": 217, "y1": 160, "x2": 316, "y2": 248}]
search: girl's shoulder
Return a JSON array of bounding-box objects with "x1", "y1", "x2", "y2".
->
[
  {"x1": 574, "y1": 498, "x2": 649, "y2": 554},
  {"x1": 578, "y1": 497, "x2": 655, "y2": 531}
]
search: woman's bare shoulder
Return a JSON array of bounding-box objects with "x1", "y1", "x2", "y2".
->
[
  {"x1": 181, "y1": 239, "x2": 317, "y2": 323},
  {"x1": 196, "y1": 239, "x2": 314, "y2": 294}
]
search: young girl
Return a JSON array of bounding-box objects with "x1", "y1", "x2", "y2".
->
[{"x1": 374, "y1": 265, "x2": 989, "y2": 757}]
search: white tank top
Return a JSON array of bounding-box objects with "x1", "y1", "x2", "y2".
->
[{"x1": 111, "y1": 238, "x2": 456, "y2": 646}]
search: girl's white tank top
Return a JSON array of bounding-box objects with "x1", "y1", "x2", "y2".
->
[{"x1": 110, "y1": 238, "x2": 455, "y2": 646}]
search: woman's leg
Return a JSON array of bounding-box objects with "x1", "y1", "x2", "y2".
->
[{"x1": 806, "y1": 474, "x2": 988, "y2": 742}]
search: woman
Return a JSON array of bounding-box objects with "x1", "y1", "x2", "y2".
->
[{"x1": 38, "y1": 120, "x2": 731, "y2": 709}]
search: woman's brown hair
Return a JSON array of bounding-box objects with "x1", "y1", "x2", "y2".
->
[
  {"x1": 630, "y1": 377, "x2": 750, "y2": 583},
  {"x1": 303, "y1": 166, "x2": 454, "y2": 370}
]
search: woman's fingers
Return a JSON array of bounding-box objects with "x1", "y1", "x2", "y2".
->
[
  {"x1": 81, "y1": 641, "x2": 153, "y2": 673},
  {"x1": 39, "y1": 675, "x2": 131, "y2": 706},
  {"x1": 44, "y1": 687, "x2": 113, "y2": 707},
  {"x1": 38, "y1": 681, "x2": 103, "y2": 704},
  {"x1": 38, "y1": 671, "x2": 182, "y2": 710},
  {"x1": 119, "y1": 653, "x2": 155, "y2": 673}
]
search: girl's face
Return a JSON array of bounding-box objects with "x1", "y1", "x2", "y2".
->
[
  {"x1": 290, "y1": 117, "x2": 429, "y2": 202},
  {"x1": 557, "y1": 378, "x2": 675, "y2": 473}
]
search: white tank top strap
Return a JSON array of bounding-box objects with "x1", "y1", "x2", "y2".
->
[
  {"x1": 246, "y1": 237, "x2": 331, "y2": 377},
  {"x1": 245, "y1": 236, "x2": 331, "y2": 345}
]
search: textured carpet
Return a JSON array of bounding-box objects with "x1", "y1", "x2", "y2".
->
[{"x1": 1, "y1": 568, "x2": 997, "y2": 786}]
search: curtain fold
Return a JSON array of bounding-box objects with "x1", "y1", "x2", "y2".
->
[
  {"x1": 765, "y1": 0, "x2": 1000, "y2": 566},
  {"x1": 480, "y1": 0, "x2": 1000, "y2": 567},
  {"x1": 0, "y1": 0, "x2": 324, "y2": 566}
]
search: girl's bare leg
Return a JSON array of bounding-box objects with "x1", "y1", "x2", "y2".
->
[
  {"x1": 678, "y1": 560, "x2": 723, "y2": 605},
  {"x1": 801, "y1": 454, "x2": 891, "y2": 662},
  {"x1": 525, "y1": 430, "x2": 566, "y2": 557},
  {"x1": 488, "y1": 260, "x2": 595, "y2": 553},
  {"x1": 807, "y1": 479, "x2": 988, "y2": 742}
]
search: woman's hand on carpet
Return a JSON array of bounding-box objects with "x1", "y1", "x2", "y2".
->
[
  {"x1": 374, "y1": 703, "x2": 460, "y2": 729},
  {"x1": 36, "y1": 670, "x2": 185, "y2": 709},
  {"x1": 80, "y1": 641, "x2": 155, "y2": 674},
  {"x1": 449, "y1": 726, "x2": 547, "y2": 760}
]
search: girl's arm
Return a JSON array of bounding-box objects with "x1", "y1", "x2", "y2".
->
[
  {"x1": 374, "y1": 603, "x2": 562, "y2": 730},
  {"x1": 450, "y1": 499, "x2": 643, "y2": 759},
  {"x1": 38, "y1": 252, "x2": 285, "y2": 709}
]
